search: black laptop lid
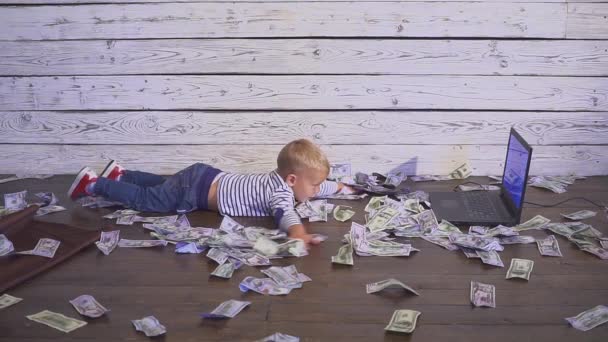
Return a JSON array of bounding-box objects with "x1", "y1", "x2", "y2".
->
[{"x1": 500, "y1": 128, "x2": 533, "y2": 221}]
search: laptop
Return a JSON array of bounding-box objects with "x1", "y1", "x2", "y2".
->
[{"x1": 429, "y1": 128, "x2": 533, "y2": 226}]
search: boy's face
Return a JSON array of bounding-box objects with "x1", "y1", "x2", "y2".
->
[{"x1": 285, "y1": 168, "x2": 327, "y2": 202}]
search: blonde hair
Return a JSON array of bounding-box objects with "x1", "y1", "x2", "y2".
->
[{"x1": 277, "y1": 139, "x2": 330, "y2": 177}]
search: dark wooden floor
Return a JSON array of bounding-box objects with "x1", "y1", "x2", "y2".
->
[{"x1": 1, "y1": 175, "x2": 607, "y2": 341}]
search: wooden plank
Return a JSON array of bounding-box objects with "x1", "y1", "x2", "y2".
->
[
  {"x1": 1, "y1": 110, "x2": 607, "y2": 146},
  {"x1": 0, "y1": 2, "x2": 567, "y2": 40},
  {"x1": 567, "y1": 3, "x2": 608, "y2": 39},
  {"x1": 0, "y1": 0, "x2": 571, "y2": 3},
  {"x1": 0, "y1": 144, "x2": 606, "y2": 175},
  {"x1": 1, "y1": 75, "x2": 606, "y2": 111},
  {"x1": 2, "y1": 39, "x2": 607, "y2": 77}
]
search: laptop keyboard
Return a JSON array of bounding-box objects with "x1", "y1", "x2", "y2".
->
[{"x1": 462, "y1": 191, "x2": 500, "y2": 220}]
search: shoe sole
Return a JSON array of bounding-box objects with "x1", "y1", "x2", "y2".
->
[
  {"x1": 67, "y1": 166, "x2": 91, "y2": 199},
  {"x1": 100, "y1": 160, "x2": 117, "y2": 179}
]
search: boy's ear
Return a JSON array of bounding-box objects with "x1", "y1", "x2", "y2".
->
[{"x1": 285, "y1": 173, "x2": 297, "y2": 186}]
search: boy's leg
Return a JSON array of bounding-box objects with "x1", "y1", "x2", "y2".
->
[
  {"x1": 100, "y1": 160, "x2": 165, "y2": 187},
  {"x1": 93, "y1": 177, "x2": 179, "y2": 213}
]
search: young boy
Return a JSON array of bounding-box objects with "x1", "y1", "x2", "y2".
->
[{"x1": 68, "y1": 139, "x2": 353, "y2": 245}]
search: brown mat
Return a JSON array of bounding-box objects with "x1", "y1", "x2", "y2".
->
[{"x1": 0, "y1": 205, "x2": 100, "y2": 293}]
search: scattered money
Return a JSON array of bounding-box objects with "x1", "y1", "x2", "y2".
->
[
  {"x1": 202, "y1": 299, "x2": 251, "y2": 319},
  {"x1": 506, "y1": 258, "x2": 534, "y2": 280},
  {"x1": 331, "y1": 243, "x2": 354, "y2": 265},
  {"x1": 449, "y1": 234, "x2": 503, "y2": 252},
  {"x1": 35, "y1": 205, "x2": 67, "y2": 216},
  {"x1": 384, "y1": 309, "x2": 421, "y2": 333},
  {"x1": 207, "y1": 248, "x2": 229, "y2": 265},
  {"x1": 27, "y1": 310, "x2": 87, "y2": 333},
  {"x1": 4, "y1": 190, "x2": 27, "y2": 211},
  {"x1": 117, "y1": 239, "x2": 168, "y2": 248},
  {"x1": 469, "y1": 226, "x2": 489, "y2": 235},
  {"x1": 69, "y1": 295, "x2": 110, "y2": 318},
  {"x1": 239, "y1": 276, "x2": 292, "y2": 295},
  {"x1": 96, "y1": 230, "x2": 120, "y2": 255},
  {"x1": 457, "y1": 184, "x2": 500, "y2": 192},
  {"x1": 0, "y1": 234, "x2": 15, "y2": 256},
  {"x1": 470, "y1": 281, "x2": 496, "y2": 308},
  {"x1": 499, "y1": 235, "x2": 536, "y2": 245},
  {"x1": 366, "y1": 278, "x2": 420, "y2": 296},
  {"x1": 565, "y1": 305, "x2": 608, "y2": 331},
  {"x1": 17, "y1": 238, "x2": 60, "y2": 258},
  {"x1": 255, "y1": 332, "x2": 300, "y2": 342},
  {"x1": 132, "y1": 316, "x2": 166, "y2": 337},
  {"x1": 528, "y1": 175, "x2": 583, "y2": 194},
  {"x1": 514, "y1": 215, "x2": 551, "y2": 231},
  {"x1": 561, "y1": 210, "x2": 597, "y2": 221},
  {"x1": 175, "y1": 241, "x2": 205, "y2": 254},
  {"x1": 537, "y1": 235, "x2": 563, "y2": 257},
  {"x1": 477, "y1": 250, "x2": 504, "y2": 267},
  {"x1": 333, "y1": 205, "x2": 355, "y2": 222},
  {"x1": 210, "y1": 261, "x2": 236, "y2": 278},
  {"x1": 580, "y1": 245, "x2": 608, "y2": 260},
  {"x1": 0, "y1": 294, "x2": 22, "y2": 309},
  {"x1": 329, "y1": 163, "x2": 351, "y2": 181}
]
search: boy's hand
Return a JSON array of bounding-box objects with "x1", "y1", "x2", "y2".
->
[
  {"x1": 337, "y1": 183, "x2": 357, "y2": 195},
  {"x1": 288, "y1": 224, "x2": 321, "y2": 249}
]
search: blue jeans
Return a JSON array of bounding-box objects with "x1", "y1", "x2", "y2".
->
[{"x1": 93, "y1": 163, "x2": 222, "y2": 213}]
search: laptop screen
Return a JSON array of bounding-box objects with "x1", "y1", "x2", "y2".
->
[{"x1": 502, "y1": 132, "x2": 530, "y2": 210}]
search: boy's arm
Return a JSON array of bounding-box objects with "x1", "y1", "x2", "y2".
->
[
  {"x1": 269, "y1": 189, "x2": 317, "y2": 244},
  {"x1": 315, "y1": 180, "x2": 353, "y2": 196}
]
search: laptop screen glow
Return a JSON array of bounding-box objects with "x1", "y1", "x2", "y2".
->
[{"x1": 503, "y1": 133, "x2": 529, "y2": 209}]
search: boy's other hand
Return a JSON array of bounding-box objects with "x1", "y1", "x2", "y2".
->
[{"x1": 288, "y1": 224, "x2": 321, "y2": 249}]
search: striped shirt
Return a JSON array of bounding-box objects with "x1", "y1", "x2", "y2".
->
[{"x1": 215, "y1": 169, "x2": 339, "y2": 232}]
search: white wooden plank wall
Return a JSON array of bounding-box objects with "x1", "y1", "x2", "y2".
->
[{"x1": 0, "y1": 1, "x2": 606, "y2": 176}]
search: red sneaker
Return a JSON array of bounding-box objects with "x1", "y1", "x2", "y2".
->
[
  {"x1": 100, "y1": 160, "x2": 124, "y2": 181},
  {"x1": 67, "y1": 167, "x2": 98, "y2": 200}
]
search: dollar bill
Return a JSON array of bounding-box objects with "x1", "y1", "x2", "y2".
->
[
  {"x1": 207, "y1": 248, "x2": 229, "y2": 265},
  {"x1": 414, "y1": 210, "x2": 439, "y2": 235},
  {"x1": 470, "y1": 281, "x2": 496, "y2": 308},
  {"x1": 261, "y1": 266, "x2": 301, "y2": 287},
  {"x1": 561, "y1": 210, "x2": 597, "y2": 221},
  {"x1": 239, "y1": 276, "x2": 292, "y2": 295},
  {"x1": 457, "y1": 184, "x2": 500, "y2": 192},
  {"x1": 476, "y1": 250, "x2": 504, "y2": 267},
  {"x1": 0, "y1": 234, "x2": 15, "y2": 256},
  {"x1": 255, "y1": 332, "x2": 300, "y2": 342},
  {"x1": 333, "y1": 205, "x2": 355, "y2": 222},
  {"x1": 95, "y1": 230, "x2": 120, "y2": 255},
  {"x1": 117, "y1": 239, "x2": 168, "y2": 248},
  {"x1": 17, "y1": 238, "x2": 60, "y2": 258},
  {"x1": 175, "y1": 241, "x2": 205, "y2": 254},
  {"x1": 459, "y1": 246, "x2": 481, "y2": 258},
  {"x1": 367, "y1": 207, "x2": 399, "y2": 233},
  {"x1": 499, "y1": 235, "x2": 536, "y2": 244},
  {"x1": 506, "y1": 258, "x2": 534, "y2": 280},
  {"x1": 514, "y1": 215, "x2": 551, "y2": 231},
  {"x1": 384, "y1": 309, "x2": 421, "y2": 333},
  {"x1": 35, "y1": 205, "x2": 66, "y2": 217},
  {"x1": 565, "y1": 305, "x2": 608, "y2": 331},
  {"x1": 536, "y1": 235, "x2": 563, "y2": 257},
  {"x1": 366, "y1": 278, "x2": 420, "y2": 296},
  {"x1": 329, "y1": 163, "x2": 351, "y2": 181},
  {"x1": 103, "y1": 209, "x2": 140, "y2": 219},
  {"x1": 0, "y1": 294, "x2": 22, "y2": 309},
  {"x1": 69, "y1": 295, "x2": 109, "y2": 318},
  {"x1": 528, "y1": 176, "x2": 568, "y2": 193},
  {"x1": 485, "y1": 225, "x2": 518, "y2": 237},
  {"x1": 202, "y1": 299, "x2": 251, "y2": 319},
  {"x1": 600, "y1": 240, "x2": 608, "y2": 249},
  {"x1": 4, "y1": 190, "x2": 27, "y2": 211},
  {"x1": 27, "y1": 310, "x2": 87, "y2": 333},
  {"x1": 331, "y1": 244, "x2": 354, "y2": 265},
  {"x1": 449, "y1": 163, "x2": 472, "y2": 180},
  {"x1": 449, "y1": 234, "x2": 503, "y2": 252},
  {"x1": 132, "y1": 316, "x2": 166, "y2": 337},
  {"x1": 420, "y1": 235, "x2": 459, "y2": 251},
  {"x1": 364, "y1": 196, "x2": 387, "y2": 212},
  {"x1": 253, "y1": 236, "x2": 279, "y2": 256},
  {"x1": 580, "y1": 245, "x2": 608, "y2": 260},
  {"x1": 432, "y1": 220, "x2": 462, "y2": 237},
  {"x1": 469, "y1": 226, "x2": 489, "y2": 235},
  {"x1": 116, "y1": 214, "x2": 137, "y2": 225}
]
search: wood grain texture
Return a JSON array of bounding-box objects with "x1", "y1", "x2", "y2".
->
[
  {"x1": 2, "y1": 39, "x2": 607, "y2": 76},
  {"x1": 1, "y1": 144, "x2": 607, "y2": 175},
  {"x1": 1, "y1": 75, "x2": 606, "y2": 111},
  {"x1": 0, "y1": 110, "x2": 606, "y2": 146},
  {"x1": 0, "y1": 2, "x2": 567, "y2": 40},
  {"x1": 0, "y1": 175, "x2": 606, "y2": 341},
  {"x1": 566, "y1": 3, "x2": 608, "y2": 39}
]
